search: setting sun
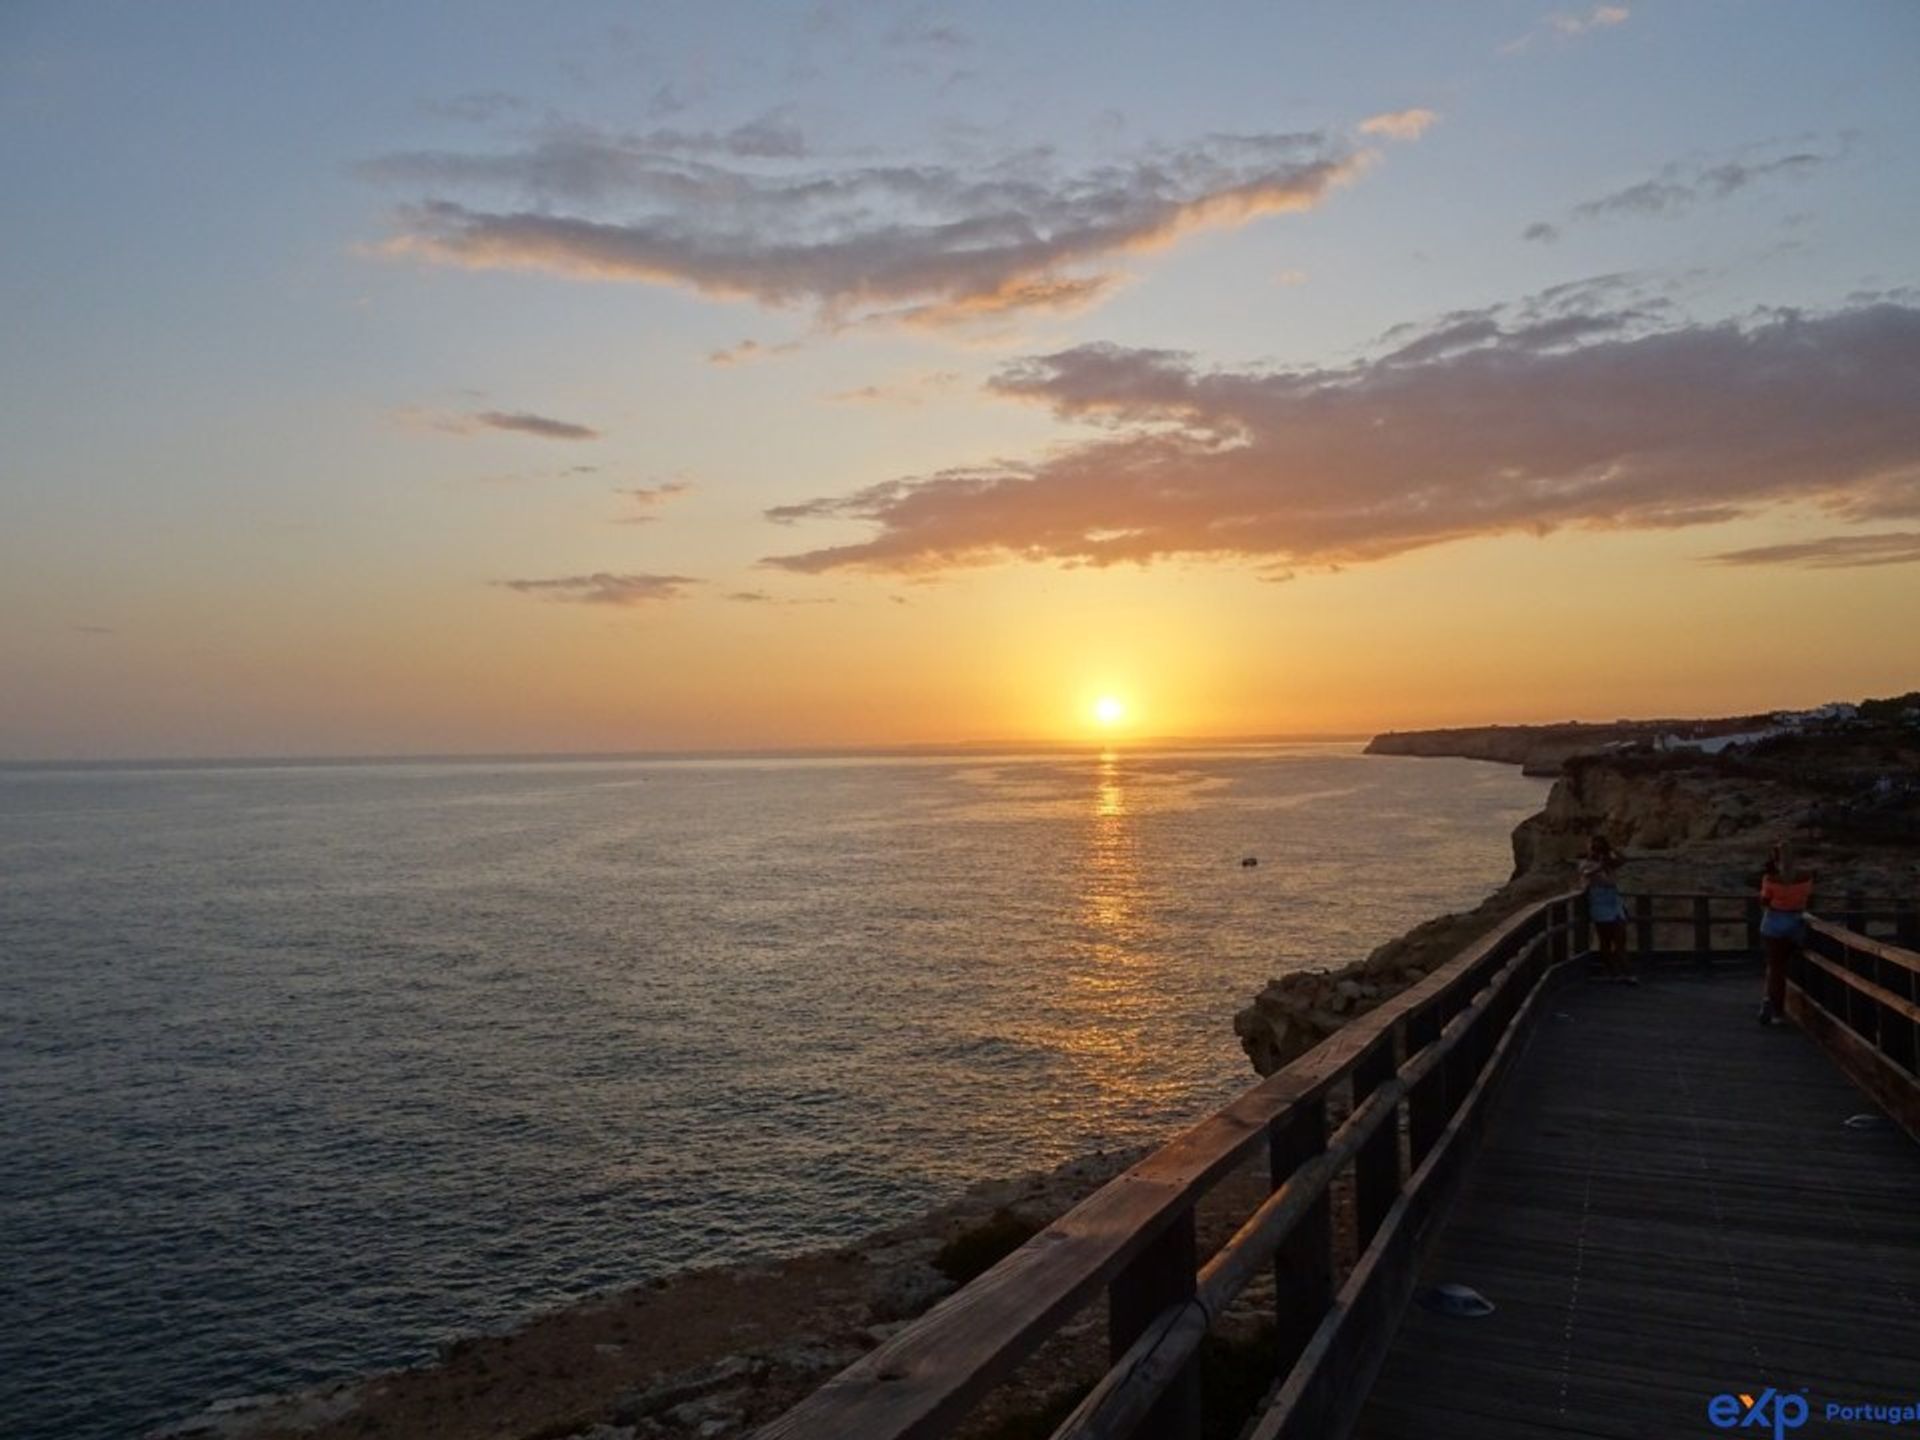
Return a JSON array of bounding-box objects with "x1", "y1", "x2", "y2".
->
[{"x1": 1093, "y1": 695, "x2": 1128, "y2": 727}]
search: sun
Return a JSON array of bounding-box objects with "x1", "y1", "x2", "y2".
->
[{"x1": 1092, "y1": 695, "x2": 1127, "y2": 727}]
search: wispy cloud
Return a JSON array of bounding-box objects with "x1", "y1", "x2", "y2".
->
[
  {"x1": 397, "y1": 407, "x2": 601, "y2": 441},
  {"x1": 1502, "y1": 5, "x2": 1630, "y2": 54},
  {"x1": 612, "y1": 480, "x2": 691, "y2": 523},
  {"x1": 725, "y1": 589, "x2": 836, "y2": 605},
  {"x1": 422, "y1": 91, "x2": 526, "y2": 124},
  {"x1": 827, "y1": 370, "x2": 962, "y2": 406},
  {"x1": 472, "y1": 410, "x2": 600, "y2": 441},
  {"x1": 706, "y1": 337, "x2": 805, "y2": 366},
  {"x1": 1708, "y1": 531, "x2": 1920, "y2": 569},
  {"x1": 1358, "y1": 108, "x2": 1438, "y2": 142},
  {"x1": 1526, "y1": 142, "x2": 1838, "y2": 238},
  {"x1": 365, "y1": 126, "x2": 1375, "y2": 328},
  {"x1": 495, "y1": 572, "x2": 698, "y2": 605},
  {"x1": 883, "y1": 12, "x2": 969, "y2": 51},
  {"x1": 361, "y1": 115, "x2": 808, "y2": 200},
  {"x1": 763, "y1": 298, "x2": 1920, "y2": 574}
]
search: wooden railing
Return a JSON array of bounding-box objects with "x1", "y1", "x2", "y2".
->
[
  {"x1": 1792, "y1": 915, "x2": 1920, "y2": 1143},
  {"x1": 756, "y1": 892, "x2": 1582, "y2": 1440},
  {"x1": 754, "y1": 890, "x2": 1917, "y2": 1440},
  {"x1": 1570, "y1": 890, "x2": 1915, "y2": 965}
]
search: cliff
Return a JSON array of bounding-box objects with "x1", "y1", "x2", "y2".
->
[
  {"x1": 1238, "y1": 718, "x2": 1920, "y2": 1075},
  {"x1": 1365, "y1": 715, "x2": 1774, "y2": 776}
]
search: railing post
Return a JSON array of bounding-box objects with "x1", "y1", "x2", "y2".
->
[
  {"x1": 1846, "y1": 891, "x2": 1868, "y2": 936},
  {"x1": 1634, "y1": 893, "x2": 1655, "y2": 962},
  {"x1": 1405, "y1": 1010, "x2": 1446, "y2": 1167},
  {"x1": 1548, "y1": 900, "x2": 1568, "y2": 965},
  {"x1": 1110, "y1": 1209, "x2": 1201, "y2": 1440},
  {"x1": 1693, "y1": 895, "x2": 1712, "y2": 969},
  {"x1": 1351, "y1": 1037, "x2": 1400, "y2": 1251},
  {"x1": 1898, "y1": 904, "x2": 1920, "y2": 951},
  {"x1": 1269, "y1": 1098, "x2": 1332, "y2": 1380}
]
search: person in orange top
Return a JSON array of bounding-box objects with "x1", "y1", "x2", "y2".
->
[{"x1": 1757, "y1": 841, "x2": 1815, "y2": 1026}]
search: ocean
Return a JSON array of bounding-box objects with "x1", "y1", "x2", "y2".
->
[{"x1": 0, "y1": 745, "x2": 1543, "y2": 1439}]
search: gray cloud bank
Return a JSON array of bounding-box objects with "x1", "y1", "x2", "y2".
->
[
  {"x1": 763, "y1": 298, "x2": 1920, "y2": 573},
  {"x1": 365, "y1": 126, "x2": 1370, "y2": 326}
]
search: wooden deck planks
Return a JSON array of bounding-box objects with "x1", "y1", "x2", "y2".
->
[{"x1": 1353, "y1": 970, "x2": 1920, "y2": 1440}]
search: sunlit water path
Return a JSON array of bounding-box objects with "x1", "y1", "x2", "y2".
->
[{"x1": 0, "y1": 746, "x2": 1542, "y2": 1439}]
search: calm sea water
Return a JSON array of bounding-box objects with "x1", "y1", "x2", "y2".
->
[{"x1": 0, "y1": 746, "x2": 1542, "y2": 1440}]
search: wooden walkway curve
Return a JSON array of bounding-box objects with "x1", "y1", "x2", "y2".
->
[{"x1": 1356, "y1": 969, "x2": 1920, "y2": 1439}]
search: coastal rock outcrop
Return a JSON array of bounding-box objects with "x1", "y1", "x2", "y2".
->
[
  {"x1": 1508, "y1": 758, "x2": 1782, "y2": 872},
  {"x1": 1242, "y1": 709, "x2": 1920, "y2": 1078},
  {"x1": 1233, "y1": 877, "x2": 1564, "y2": 1074}
]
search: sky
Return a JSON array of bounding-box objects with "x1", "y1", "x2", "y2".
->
[{"x1": 3, "y1": 1, "x2": 1918, "y2": 759}]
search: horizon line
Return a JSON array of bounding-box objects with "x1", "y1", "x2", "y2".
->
[{"x1": 0, "y1": 731, "x2": 1392, "y2": 770}]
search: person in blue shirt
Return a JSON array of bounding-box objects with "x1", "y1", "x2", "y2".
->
[{"x1": 1579, "y1": 835, "x2": 1637, "y2": 985}]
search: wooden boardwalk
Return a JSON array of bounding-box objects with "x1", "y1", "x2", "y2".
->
[{"x1": 1357, "y1": 968, "x2": 1920, "y2": 1440}]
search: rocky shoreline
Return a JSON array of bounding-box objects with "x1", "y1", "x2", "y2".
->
[{"x1": 159, "y1": 708, "x2": 1918, "y2": 1440}]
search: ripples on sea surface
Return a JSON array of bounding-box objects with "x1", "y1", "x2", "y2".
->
[{"x1": 0, "y1": 745, "x2": 1543, "y2": 1439}]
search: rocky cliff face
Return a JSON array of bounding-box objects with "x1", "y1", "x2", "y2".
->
[
  {"x1": 1365, "y1": 715, "x2": 1775, "y2": 776},
  {"x1": 1507, "y1": 758, "x2": 1786, "y2": 873},
  {"x1": 1235, "y1": 738, "x2": 1918, "y2": 1076}
]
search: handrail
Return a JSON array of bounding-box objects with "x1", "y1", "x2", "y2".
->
[
  {"x1": 1790, "y1": 917, "x2": 1920, "y2": 1143},
  {"x1": 754, "y1": 892, "x2": 1576, "y2": 1440},
  {"x1": 756, "y1": 892, "x2": 1917, "y2": 1440},
  {"x1": 1053, "y1": 925, "x2": 1552, "y2": 1440}
]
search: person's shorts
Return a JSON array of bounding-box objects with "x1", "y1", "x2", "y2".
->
[
  {"x1": 1760, "y1": 909, "x2": 1806, "y2": 941},
  {"x1": 1594, "y1": 918, "x2": 1626, "y2": 944}
]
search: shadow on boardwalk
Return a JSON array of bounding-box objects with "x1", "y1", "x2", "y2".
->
[{"x1": 1358, "y1": 970, "x2": 1920, "y2": 1440}]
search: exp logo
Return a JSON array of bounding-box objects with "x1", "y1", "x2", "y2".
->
[{"x1": 1707, "y1": 1389, "x2": 1809, "y2": 1436}]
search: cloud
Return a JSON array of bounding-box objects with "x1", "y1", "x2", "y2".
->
[
  {"x1": 495, "y1": 572, "x2": 698, "y2": 605},
  {"x1": 365, "y1": 128, "x2": 1373, "y2": 328},
  {"x1": 1707, "y1": 531, "x2": 1920, "y2": 569},
  {"x1": 1529, "y1": 143, "x2": 1839, "y2": 237},
  {"x1": 361, "y1": 115, "x2": 808, "y2": 200},
  {"x1": 883, "y1": 13, "x2": 969, "y2": 50},
  {"x1": 706, "y1": 337, "x2": 805, "y2": 365},
  {"x1": 761, "y1": 299, "x2": 1920, "y2": 574},
  {"x1": 1573, "y1": 150, "x2": 1829, "y2": 221},
  {"x1": 724, "y1": 589, "x2": 836, "y2": 605},
  {"x1": 1554, "y1": 5, "x2": 1630, "y2": 35},
  {"x1": 399, "y1": 407, "x2": 601, "y2": 440},
  {"x1": 1358, "y1": 108, "x2": 1438, "y2": 142},
  {"x1": 423, "y1": 91, "x2": 527, "y2": 124},
  {"x1": 473, "y1": 410, "x2": 600, "y2": 440},
  {"x1": 612, "y1": 480, "x2": 691, "y2": 522},
  {"x1": 827, "y1": 370, "x2": 962, "y2": 406},
  {"x1": 1503, "y1": 5, "x2": 1629, "y2": 53}
]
